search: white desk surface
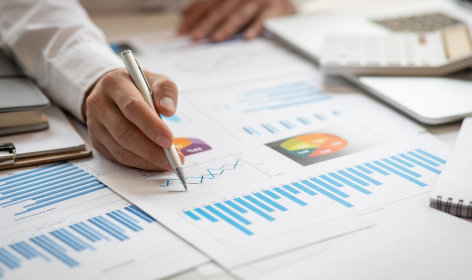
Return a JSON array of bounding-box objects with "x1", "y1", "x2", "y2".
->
[{"x1": 89, "y1": 8, "x2": 461, "y2": 280}]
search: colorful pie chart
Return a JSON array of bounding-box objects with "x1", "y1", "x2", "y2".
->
[
  {"x1": 174, "y1": 138, "x2": 211, "y2": 156},
  {"x1": 280, "y1": 134, "x2": 348, "y2": 157}
]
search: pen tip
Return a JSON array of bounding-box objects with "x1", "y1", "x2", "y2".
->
[{"x1": 183, "y1": 184, "x2": 188, "y2": 192}]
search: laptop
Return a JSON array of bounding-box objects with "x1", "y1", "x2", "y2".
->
[{"x1": 264, "y1": 0, "x2": 472, "y2": 124}]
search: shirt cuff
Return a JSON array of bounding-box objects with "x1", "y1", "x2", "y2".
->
[{"x1": 47, "y1": 41, "x2": 122, "y2": 122}]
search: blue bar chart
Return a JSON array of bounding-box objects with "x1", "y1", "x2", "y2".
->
[
  {"x1": 0, "y1": 205, "x2": 156, "y2": 277},
  {"x1": 182, "y1": 149, "x2": 445, "y2": 236},
  {"x1": 0, "y1": 162, "x2": 107, "y2": 216}
]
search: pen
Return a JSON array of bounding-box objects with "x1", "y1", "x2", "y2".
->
[{"x1": 121, "y1": 50, "x2": 188, "y2": 192}]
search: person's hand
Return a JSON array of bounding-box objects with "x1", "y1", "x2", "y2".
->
[
  {"x1": 82, "y1": 68, "x2": 184, "y2": 171},
  {"x1": 179, "y1": 0, "x2": 295, "y2": 42}
]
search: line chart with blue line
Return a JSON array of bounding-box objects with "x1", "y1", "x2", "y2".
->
[{"x1": 180, "y1": 149, "x2": 446, "y2": 244}]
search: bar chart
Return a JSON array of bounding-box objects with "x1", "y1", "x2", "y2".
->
[
  {"x1": 0, "y1": 162, "x2": 107, "y2": 217},
  {"x1": 182, "y1": 149, "x2": 445, "y2": 240},
  {"x1": 0, "y1": 163, "x2": 206, "y2": 280}
]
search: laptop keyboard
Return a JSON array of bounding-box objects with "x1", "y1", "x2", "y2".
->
[{"x1": 373, "y1": 13, "x2": 462, "y2": 32}]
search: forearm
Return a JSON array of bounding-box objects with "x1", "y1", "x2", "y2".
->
[{"x1": 0, "y1": 0, "x2": 121, "y2": 121}]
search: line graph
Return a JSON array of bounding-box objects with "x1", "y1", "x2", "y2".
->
[{"x1": 159, "y1": 160, "x2": 243, "y2": 188}]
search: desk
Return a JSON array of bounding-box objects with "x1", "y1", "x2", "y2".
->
[{"x1": 89, "y1": 9, "x2": 461, "y2": 280}]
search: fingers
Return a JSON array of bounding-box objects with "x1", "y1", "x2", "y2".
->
[
  {"x1": 212, "y1": 1, "x2": 262, "y2": 42},
  {"x1": 99, "y1": 69, "x2": 174, "y2": 149},
  {"x1": 190, "y1": 0, "x2": 241, "y2": 40},
  {"x1": 244, "y1": 0, "x2": 294, "y2": 40},
  {"x1": 179, "y1": 0, "x2": 217, "y2": 34},
  {"x1": 89, "y1": 105, "x2": 171, "y2": 170},
  {"x1": 89, "y1": 122, "x2": 167, "y2": 171},
  {"x1": 144, "y1": 71, "x2": 179, "y2": 117}
]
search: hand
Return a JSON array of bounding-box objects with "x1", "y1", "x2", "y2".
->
[
  {"x1": 179, "y1": 0, "x2": 295, "y2": 42},
  {"x1": 83, "y1": 68, "x2": 184, "y2": 171}
]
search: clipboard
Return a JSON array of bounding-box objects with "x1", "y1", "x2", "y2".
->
[{"x1": 0, "y1": 115, "x2": 92, "y2": 170}]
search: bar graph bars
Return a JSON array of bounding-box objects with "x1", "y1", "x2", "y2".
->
[
  {"x1": 241, "y1": 111, "x2": 343, "y2": 137},
  {"x1": 182, "y1": 149, "x2": 445, "y2": 236},
  {"x1": 0, "y1": 162, "x2": 107, "y2": 216},
  {"x1": 0, "y1": 205, "x2": 156, "y2": 277}
]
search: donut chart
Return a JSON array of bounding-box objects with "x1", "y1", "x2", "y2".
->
[
  {"x1": 174, "y1": 138, "x2": 211, "y2": 156},
  {"x1": 280, "y1": 134, "x2": 348, "y2": 157}
]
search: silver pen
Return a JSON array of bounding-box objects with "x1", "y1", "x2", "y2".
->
[{"x1": 121, "y1": 50, "x2": 188, "y2": 192}]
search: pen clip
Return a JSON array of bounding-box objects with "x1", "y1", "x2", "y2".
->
[{"x1": 135, "y1": 59, "x2": 154, "y2": 99}]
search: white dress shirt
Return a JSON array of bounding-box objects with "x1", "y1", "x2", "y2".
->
[{"x1": 0, "y1": 0, "x2": 305, "y2": 122}]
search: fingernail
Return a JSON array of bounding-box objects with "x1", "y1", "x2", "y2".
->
[
  {"x1": 245, "y1": 28, "x2": 258, "y2": 39},
  {"x1": 156, "y1": 134, "x2": 172, "y2": 148},
  {"x1": 160, "y1": 97, "x2": 175, "y2": 112}
]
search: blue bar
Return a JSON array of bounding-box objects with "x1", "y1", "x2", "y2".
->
[
  {"x1": 319, "y1": 175, "x2": 343, "y2": 187},
  {"x1": 355, "y1": 165, "x2": 373, "y2": 174},
  {"x1": 215, "y1": 203, "x2": 251, "y2": 224},
  {"x1": 234, "y1": 198, "x2": 274, "y2": 221},
  {"x1": 17, "y1": 241, "x2": 49, "y2": 261},
  {"x1": 273, "y1": 187, "x2": 307, "y2": 206},
  {"x1": 297, "y1": 117, "x2": 309, "y2": 125},
  {"x1": 244, "y1": 195, "x2": 274, "y2": 212},
  {"x1": 24, "y1": 177, "x2": 96, "y2": 201},
  {"x1": 30, "y1": 236, "x2": 79, "y2": 267},
  {"x1": 0, "y1": 166, "x2": 79, "y2": 193},
  {"x1": 0, "y1": 174, "x2": 94, "y2": 202},
  {"x1": 10, "y1": 243, "x2": 33, "y2": 259},
  {"x1": 399, "y1": 154, "x2": 441, "y2": 175},
  {"x1": 267, "y1": 123, "x2": 279, "y2": 132},
  {"x1": 51, "y1": 230, "x2": 85, "y2": 251},
  {"x1": 308, "y1": 178, "x2": 349, "y2": 198},
  {"x1": 390, "y1": 155, "x2": 414, "y2": 167},
  {"x1": 254, "y1": 193, "x2": 287, "y2": 211},
  {"x1": 416, "y1": 149, "x2": 446, "y2": 164},
  {"x1": 408, "y1": 151, "x2": 439, "y2": 166},
  {"x1": 16, "y1": 185, "x2": 107, "y2": 215},
  {"x1": 347, "y1": 168, "x2": 382, "y2": 186},
  {"x1": 328, "y1": 173, "x2": 372, "y2": 194},
  {"x1": 382, "y1": 158, "x2": 421, "y2": 178},
  {"x1": 1, "y1": 169, "x2": 84, "y2": 195},
  {"x1": 300, "y1": 181, "x2": 353, "y2": 207},
  {"x1": 373, "y1": 161, "x2": 427, "y2": 187},
  {"x1": 107, "y1": 212, "x2": 142, "y2": 232},
  {"x1": 24, "y1": 182, "x2": 102, "y2": 207},
  {"x1": 243, "y1": 127, "x2": 253, "y2": 135},
  {"x1": 125, "y1": 206, "x2": 155, "y2": 223},
  {"x1": 116, "y1": 210, "x2": 138, "y2": 223},
  {"x1": 194, "y1": 208, "x2": 218, "y2": 222},
  {"x1": 291, "y1": 182, "x2": 317, "y2": 196},
  {"x1": 261, "y1": 124, "x2": 275, "y2": 134},
  {"x1": 338, "y1": 170, "x2": 369, "y2": 186},
  {"x1": 59, "y1": 229, "x2": 94, "y2": 251},
  {"x1": 263, "y1": 190, "x2": 281, "y2": 199},
  {"x1": 184, "y1": 210, "x2": 200, "y2": 220},
  {"x1": 78, "y1": 221, "x2": 109, "y2": 241},
  {"x1": 249, "y1": 127, "x2": 260, "y2": 135},
  {"x1": 224, "y1": 200, "x2": 247, "y2": 213},
  {"x1": 0, "y1": 163, "x2": 73, "y2": 190},
  {"x1": 0, "y1": 248, "x2": 20, "y2": 268},
  {"x1": 88, "y1": 218, "x2": 129, "y2": 241},
  {"x1": 365, "y1": 163, "x2": 390, "y2": 175},
  {"x1": 0, "y1": 162, "x2": 68, "y2": 184},
  {"x1": 204, "y1": 206, "x2": 253, "y2": 235},
  {"x1": 96, "y1": 216, "x2": 124, "y2": 233},
  {"x1": 279, "y1": 121, "x2": 291, "y2": 129},
  {"x1": 281, "y1": 185, "x2": 300, "y2": 194},
  {"x1": 70, "y1": 224, "x2": 98, "y2": 242}
]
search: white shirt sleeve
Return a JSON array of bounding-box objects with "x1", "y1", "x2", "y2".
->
[{"x1": 0, "y1": 0, "x2": 122, "y2": 122}]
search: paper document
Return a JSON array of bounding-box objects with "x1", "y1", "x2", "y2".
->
[
  {"x1": 129, "y1": 32, "x2": 315, "y2": 91},
  {"x1": 98, "y1": 80, "x2": 448, "y2": 269},
  {"x1": 257, "y1": 204, "x2": 472, "y2": 280},
  {"x1": 0, "y1": 158, "x2": 208, "y2": 279}
]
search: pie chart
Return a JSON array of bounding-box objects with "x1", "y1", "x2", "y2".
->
[
  {"x1": 174, "y1": 138, "x2": 211, "y2": 156},
  {"x1": 280, "y1": 134, "x2": 348, "y2": 157}
]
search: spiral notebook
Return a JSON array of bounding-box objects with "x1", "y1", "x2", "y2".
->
[{"x1": 431, "y1": 116, "x2": 472, "y2": 217}]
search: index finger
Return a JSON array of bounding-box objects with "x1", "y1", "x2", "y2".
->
[{"x1": 105, "y1": 69, "x2": 175, "y2": 149}]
